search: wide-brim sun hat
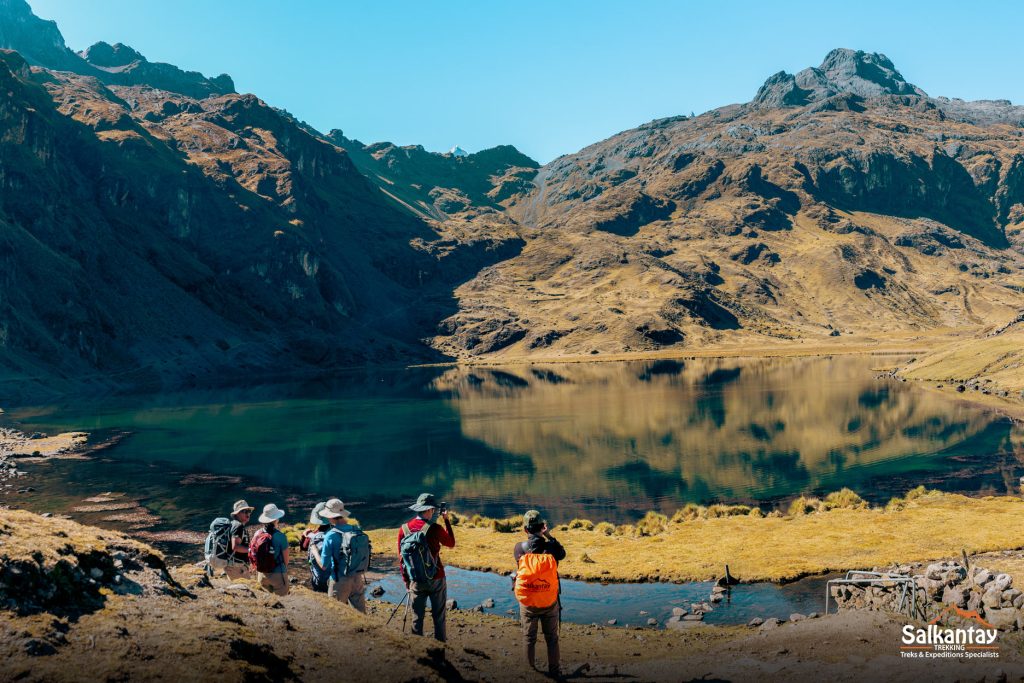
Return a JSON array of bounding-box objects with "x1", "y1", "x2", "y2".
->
[
  {"x1": 409, "y1": 493, "x2": 438, "y2": 512},
  {"x1": 308, "y1": 501, "x2": 328, "y2": 525},
  {"x1": 320, "y1": 498, "x2": 350, "y2": 519},
  {"x1": 258, "y1": 503, "x2": 286, "y2": 524},
  {"x1": 231, "y1": 499, "x2": 254, "y2": 516}
]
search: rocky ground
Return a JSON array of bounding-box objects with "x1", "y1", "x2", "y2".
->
[{"x1": 2, "y1": 508, "x2": 1024, "y2": 682}]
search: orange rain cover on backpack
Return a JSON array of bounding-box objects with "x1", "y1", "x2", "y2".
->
[{"x1": 514, "y1": 553, "x2": 560, "y2": 608}]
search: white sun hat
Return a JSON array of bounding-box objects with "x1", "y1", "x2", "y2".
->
[
  {"x1": 320, "y1": 498, "x2": 350, "y2": 519},
  {"x1": 258, "y1": 503, "x2": 286, "y2": 524}
]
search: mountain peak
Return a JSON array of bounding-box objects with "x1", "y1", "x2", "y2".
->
[
  {"x1": 81, "y1": 41, "x2": 144, "y2": 68},
  {"x1": 754, "y1": 48, "x2": 926, "y2": 108}
]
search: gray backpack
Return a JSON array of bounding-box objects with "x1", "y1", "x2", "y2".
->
[{"x1": 328, "y1": 527, "x2": 371, "y2": 578}]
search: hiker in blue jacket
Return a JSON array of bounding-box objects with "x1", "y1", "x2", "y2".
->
[{"x1": 320, "y1": 498, "x2": 369, "y2": 612}]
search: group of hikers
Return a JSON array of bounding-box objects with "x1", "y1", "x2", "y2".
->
[{"x1": 203, "y1": 492, "x2": 566, "y2": 678}]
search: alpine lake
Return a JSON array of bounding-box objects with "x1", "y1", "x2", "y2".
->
[{"x1": 5, "y1": 353, "x2": 1021, "y2": 539}]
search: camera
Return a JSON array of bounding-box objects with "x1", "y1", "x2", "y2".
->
[{"x1": 439, "y1": 501, "x2": 449, "y2": 514}]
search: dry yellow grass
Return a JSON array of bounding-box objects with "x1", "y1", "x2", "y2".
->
[
  {"x1": 368, "y1": 491, "x2": 1024, "y2": 583},
  {"x1": 903, "y1": 326, "x2": 1024, "y2": 397}
]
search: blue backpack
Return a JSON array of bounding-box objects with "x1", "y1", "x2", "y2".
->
[
  {"x1": 308, "y1": 531, "x2": 329, "y2": 592},
  {"x1": 326, "y1": 526, "x2": 371, "y2": 579},
  {"x1": 399, "y1": 522, "x2": 438, "y2": 584}
]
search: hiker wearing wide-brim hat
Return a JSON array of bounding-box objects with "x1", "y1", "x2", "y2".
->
[
  {"x1": 397, "y1": 493, "x2": 455, "y2": 642},
  {"x1": 513, "y1": 509, "x2": 566, "y2": 677},
  {"x1": 251, "y1": 503, "x2": 290, "y2": 596},
  {"x1": 409, "y1": 493, "x2": 439, "y2": 512},
  {"x1": 302, "y1": 502, "x2": 332, "y2": 594},
  {"x1": 205, "y1": 499, "x2": 255, "y2": 581},
  {"x1": 320, "y1": 498, "x2": 371, "y2": 612}
]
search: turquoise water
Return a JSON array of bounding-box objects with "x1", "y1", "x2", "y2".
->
[
  {"x1": 369, "y1": 567, "x2": 831, "y2": 627},
  {"x1": 4, "y1": 355, "x2": 1021, "y2": 532}
]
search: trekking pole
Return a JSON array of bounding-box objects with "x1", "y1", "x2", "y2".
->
[
  {"x1": 401, "y1": 587, "x2": 412, "y2": 633},
  {"x1": 385, "y1": 590, "x2": 409, "y2": 626}
]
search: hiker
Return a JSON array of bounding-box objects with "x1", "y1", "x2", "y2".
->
[
  {"x1": 513, "y1": 510, "x2": 565, "y2": 678},
  {"x1": 320, "y1": 498, "x2": 371, "y2": 612},
  {"x1": 303, "y1": 502, "x2": 330, "y2": 593},
  {"x1": 249, "y1": 503, "x2": 290, "y2": 595},
  {"x1": 204, "y1": 499, "x2": 254, "y2": 580},
  {"x1": 397, "y1": 493, "x2": 455, "y2": 642}
]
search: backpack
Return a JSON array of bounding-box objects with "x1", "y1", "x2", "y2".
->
[
  {"x1": 336, "y1": 527, "x2": 371, "y2": 578},
  {"x1": 399, "y1": 522, "x2": 437, "y2": 584},
  {"x1": 249, "y1": 528, "x2": 279, "y2": 574},
  {"x1": 514, "y1": 548, "x2": 559, "y2": 609},
  {"x1": 204, "y1": 517, "x2": 233, "y2": 561},
  {"x1": 308, "y1": 531, "x2": 329, "y2": 592}
]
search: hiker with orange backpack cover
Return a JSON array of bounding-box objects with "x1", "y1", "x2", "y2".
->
[{"x1": 513, "y1": 510, "x2": 566, "y2": 678}]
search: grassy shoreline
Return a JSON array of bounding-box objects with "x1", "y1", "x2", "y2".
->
[{"x1": 367, "y1": 489, "x2": 1024, "y2": 584}]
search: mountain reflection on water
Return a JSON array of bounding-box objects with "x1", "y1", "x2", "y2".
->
[{"x1": 6, "y1": 355, "x2": 1022, "y2": 526}]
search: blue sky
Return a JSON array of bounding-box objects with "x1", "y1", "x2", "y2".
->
[{"x1": 28, "y1": 0, "x2": 1024, "y2": 164}]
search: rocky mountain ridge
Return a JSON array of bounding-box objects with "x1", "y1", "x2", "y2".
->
[{"x1": 1, "y1": 0, "x2": 1023, "y2": 392}]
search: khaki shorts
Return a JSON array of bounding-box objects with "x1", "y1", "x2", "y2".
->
[{"x1": 257, "y1": 571, "x2": 289, "y2": 596}]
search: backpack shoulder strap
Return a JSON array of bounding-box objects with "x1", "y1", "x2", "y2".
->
[{"x1": 401, "y1": 523, "x2": 412, "y2": 538}]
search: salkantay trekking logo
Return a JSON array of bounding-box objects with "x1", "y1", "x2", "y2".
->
[{"x1": 900, "y1": 605, "x2": 1000, "y2": 659}]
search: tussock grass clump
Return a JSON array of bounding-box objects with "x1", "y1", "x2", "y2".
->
[
  {"x1": 787, "y1": 496, "x2": 822, "y2": 516},
  {"x1": 489, "y1": 516, "x2": 523, "y2": 533},
  {"x1": 594, "y1": 522, "x2": 615, "y2": 536},
  {"x1": 633, "y1": 511, "x2": 669, "y2": 536},
  {"x1": 747, "y1": 507, "x2": 764, "y2": 518},
  {"x1": 670, "y1": 503, "x2": 706, "y2": 523},
  {"x1": 566, "y1": 518, "x2": 595, "y2": 531},
  {"x1": 613, "y1": 524, "x2": 634, "y2": 536},
  {"x1": 705, "y1": 504, "x2": 753, "y2": 518},
  {"x1": 821, "y1": 488, "x2": 868, "y2": 511}
]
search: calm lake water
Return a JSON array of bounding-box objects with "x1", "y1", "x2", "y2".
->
[{"x1": 3, "y1": 355, "x2": 1022, "y2": 535}]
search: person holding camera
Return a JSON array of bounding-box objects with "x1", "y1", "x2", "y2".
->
[
  {"x1": 513, "y1": 510, "x2": 565, "y2": 678},
  {"x1": 397, "y1": 493, "x2": 455, "y2": 642}
]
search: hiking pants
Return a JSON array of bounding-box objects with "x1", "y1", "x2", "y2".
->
[
  {"x1": 257, "y1": 571, "x2": 289, "y2": 596},
  {"x1": 328, "y1": 572, "x2": 366, "y2": 613},
  {"x1": 521, "y1": 602, "x2": 560, "y2": 675},
  {"x1": 410, "y1": 578, "x2": 447, "y2": 642}
]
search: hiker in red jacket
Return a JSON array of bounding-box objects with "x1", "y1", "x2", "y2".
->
[{"x1": 397, "y1": 493, "x2": 455, "y2": 642}]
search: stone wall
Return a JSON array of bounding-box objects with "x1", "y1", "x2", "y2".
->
[{"x1": 830, "y1": 561, "x2": 1024, "y2": 630}]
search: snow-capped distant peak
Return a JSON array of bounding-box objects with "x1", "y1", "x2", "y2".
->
[{"x1": 449, "y1": 146, "x2": 469, "y2": 157}]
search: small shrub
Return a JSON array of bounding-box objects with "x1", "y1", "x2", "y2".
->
[
  {"x1": 594, "y1": 522, "x2": 615, "y2": 536},
  {"x1": 567, "y1": 518, "x2": 595, "y2": 531},
  {"x1": 821, "y1": 488, "x2": 868, "y2": 511},
  {"x1": 580, "y1": 552, "x2": 596, "y2": 563}
]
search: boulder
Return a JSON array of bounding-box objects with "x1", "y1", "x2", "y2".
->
[
  {"x1": 759, "y1": 618, "x2": 782, "y2": 631},
  {"x1": 973, "y1": 569, "x2": 993, "y2": 587},
  {"x1": 748, "y1": 617, "x2": 764, "y2": 627},
  {"x1": 1014, "y1": 593, "x2": 1024, "y2": 610},
  {"x1": 665, "y1": 616, "x2": 701, "y2": 630},
  {"x1": 994, "y1": 574, "x2": 1013, "y2": 592},
  {"x1": 941, "y1": 586, "x2": 966, "y2": 608},
  {"x1": 789, "y1": 613, "x2": 807, "y2": 622},
  {"x1": 671, "y1": 607, "x2": 688, "y2": 617},
  {"x1": 985, "y1": 607, "x2": 1018, "y2": 631},
  {"x1": 481, "y1": 598, "x2": 495, "y2": 608},
  {"x1": 683, "y1": 613, "x2": 705, "y2": 621},
  {"x1": 646, "y1": 618, "x2": 658, "y2": 626},
  {"x1": 967, "y1": 591, "x2": 983, "y2": 614},
  {"x1": 983, "y1": 587, "x2": 1004, "y2": 609}
]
